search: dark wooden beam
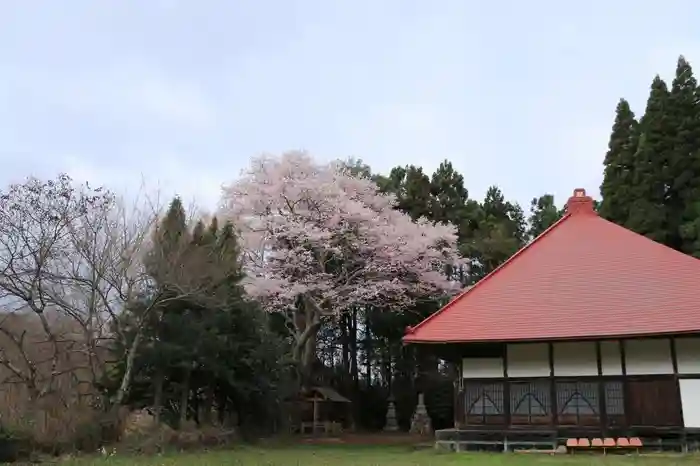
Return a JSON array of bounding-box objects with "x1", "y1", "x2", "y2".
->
[
  {"x1": 503, "y1": 345, "x2": 511, "y2": 428},
  {"x1": 548, "y1": 342, "x2": 557, "y2": 426},
  {"x1": 420, "y1": 342, "x2": 505, "y2": 361},
  {"x1": 619, "y1": 339, "x2": 629, "y2": 431},
  {"x1": 670, "y1": 337, "x2": 679, "y2": 374},
  {"x1": 596, "y1": 341, "x2": 607, "y2": 434},
  {"x1": 620, "y1": 339, "x2": 627, "y2": 376},
  {"x1": 670, "y1": 337, "x2": 684, "y2": 428}
]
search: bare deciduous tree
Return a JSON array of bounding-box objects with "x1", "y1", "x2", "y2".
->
[{"x1": 0, "y1": 174, "x2": 239, "y2": 416}]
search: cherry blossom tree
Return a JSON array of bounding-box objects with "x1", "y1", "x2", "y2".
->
[{"x1": 220, "y1": 151, "x2": 465, "y2": 383}]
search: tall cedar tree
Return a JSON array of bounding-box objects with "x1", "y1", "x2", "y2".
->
[
  {"x1": 625, "y1": 76, "x2": 672, "y2": 244},
  {"x1": 101, "y1": 197, "x2": 190, "y2": 421},
  {"x1": 599, "y1": 99, "x2": 639, "y2": 224},
  {"x1": 149, "y1": 197, "x2": 190, "y2": 423},
  {"x1": 667, "y1": 56, "x2": 700, "y2": 256}
]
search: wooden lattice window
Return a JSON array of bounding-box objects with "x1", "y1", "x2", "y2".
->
[
  {"x1": 464, "y1": 382, "x2": 504, "y2": 424},
  {"x1": 510, "y1": 381, "x2": 551, "y2": 424},
  {"x1": 604, "y1": 381, "x2": 624, "y2": 415}
]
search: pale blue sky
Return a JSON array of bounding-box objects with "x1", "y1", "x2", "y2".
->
[{"x1": 0, "y1": 1, "x2": 697, "y2": 213}]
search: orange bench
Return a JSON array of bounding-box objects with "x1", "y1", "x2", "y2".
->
[{"x1": 566, "y1": 437, "x2": 642, "y2": 453}]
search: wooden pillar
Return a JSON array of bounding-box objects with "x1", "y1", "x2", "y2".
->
[
  {"x1": 503, "y1": 344, "x2": 511, "y2": 427},
  {"x1": 619, "y1": 340, "x2": 629, "y2": 431},
  {"x1": 670, "y1": 337, "x2": 684, "y2": 428},
  {"x1": 548, "y1": 342, "x2": 557, "y2": 427},
  {"x1": 596, "y1": 341, "x2": 607, "y2": 435}
]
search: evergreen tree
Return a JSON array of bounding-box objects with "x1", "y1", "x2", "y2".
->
[
  {"x1": 667, "y1": 56, "x2": 700, "y2": 255},
  {"x1": 625, "y1": 76, "x2": 672, "y2": 244},
  {"x1": 383, "y1": 165, "x2": 434, "y2": 220},
  {"x1": 158, "y1": 198, "x2": 188, "y2": 251},
  {"x1": 599, "y1": 56, "x2": 700, "y2": 256},
  {"x1": 429, "y1": 160, "x2": 469, "y2": 226},
  {"x1": 528, "y1": 194, "x2": 563, "y2": 239},
  {"x1": 463, "y1": 186, "x2": 527, "y2": 279},
  {"x1": 599, "y1": 99, "x2": 639, "y2": 224},
  {"x1": 103, "y1": 199, "x2": 286, "y2": 432},
  {"x1": 428, "y1": 161, "x2": 479, "y2": 283},
  {"x1": 508, "y1": 202, "x2": 528, "y2": 247},
  {"x1": 147, "y1": 197, "x2": 191, "y2": 423}
]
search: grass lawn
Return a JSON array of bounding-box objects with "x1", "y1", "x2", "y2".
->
[{"x1": 64, "y1": 445, "x2": 699, "y2": 466}]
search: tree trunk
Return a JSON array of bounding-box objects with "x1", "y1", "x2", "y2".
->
[
  {"x1": 341, "y1": 314, "x2": 350, "y2": 395},
  {"x1": 178, "y1": 363, "x2": 193, "y2": 429},
  {"x1": 350, "y1": 308, "x2": 359, "y2": 427},
  {"x1": 383, "y1": 343, "x2": 391, "y2": 391},
  {"x1": 302, "y1": 332, "x2": 316, "y2": 384},
  {"x1": 292, "y1": 299, "x2": 322, "y2": 390},
  {"x1": 200, "y1": 386, "x2": 214, "y2": 426},
  {"x1": 113, "y1": 329, "x2": 143, "y2": 407},
  {"x1": 216, "y1": 390, "x2": 227, "y2": 426},
  {"x1": 365, "y1": 311, "x2": 372, "y2": 385},
  {"x1": 153, "y1": 368, "x2": 164, "y2": 424},
  {"x1": 350, "y1": 308, "x2": 358, "y2": 391}
]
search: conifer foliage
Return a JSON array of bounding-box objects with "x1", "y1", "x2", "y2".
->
[
  {"x1": 106, "y1": 197, "x2": 284, "y2": 431},
  {"x1": 600, "y1": 55, "x2": 700, "y2": 257},
  {"x1": 599, "y1": 99, "x2": 639, "y2": 224}
]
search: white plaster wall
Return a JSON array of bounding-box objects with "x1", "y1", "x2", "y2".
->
[
  {"x1": 507, "y1": 343, "x2": 550, "y2": 377},
  {"x1": 553, "y1": 342, "x2": 597, "y2": 376},
  {"x1": 680, "y1": 379, "x2": 700, "y2": 428},
  {"x1": 462, "y1": 358, "x2": 504, "y2": 378},
  {"x1": 676, "y1": 338, "x2": 700, "y2": 374},
  {"x1": 625, "y1": 339, "x2": 673, "y2": 375},
  {"x1": 600, "y1": 340, "x2": 623, "y2": 376}
]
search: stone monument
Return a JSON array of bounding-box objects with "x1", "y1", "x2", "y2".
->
[
  {"x1": 409, "y1": 392, "x2": 432, "y2": 435},
  {"x1": 383, "y1": 394, "x2": 399, "y2": 432}
]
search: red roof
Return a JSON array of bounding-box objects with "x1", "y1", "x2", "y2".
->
[{"x1": 403, "y1": 188, "x2": 700, "y2": 344}]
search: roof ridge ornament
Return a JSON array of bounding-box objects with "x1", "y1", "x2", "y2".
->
[{"x1": 566, "y1": 188, "x2": 595, "y2": 215}]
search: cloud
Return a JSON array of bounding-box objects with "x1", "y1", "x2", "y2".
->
[
  {"x1": 342, "y1": 102, "x2": 461, "y2": 174},
  {"x1": 2, "y1": 0, "x2": 700, "y2": 218},
  {"x1": 63, "y1": 153, "x2": 223, "y2": 214},
  {"x1": 0, "y1": 57, "x2": 226, "y2": 212},
  {"x1": 4, "y1": 62, "x2": 218, "y2": 131},
  {"x1": 115, "y1": 71, "x2": 217, "y2": 130}
]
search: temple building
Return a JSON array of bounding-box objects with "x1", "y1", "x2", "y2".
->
[{"x1": 404, "y1": 188, "x2": 700, "y2": 451}]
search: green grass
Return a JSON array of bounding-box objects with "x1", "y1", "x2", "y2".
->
[{"x1": 62, "y1": 445, "x2": 699, "y2": 466}]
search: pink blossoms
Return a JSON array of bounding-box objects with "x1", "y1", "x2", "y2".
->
[{"x1": 220, "y1": 151, "x2": 464, "y2": 314}]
